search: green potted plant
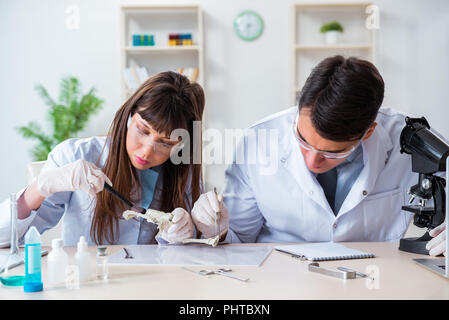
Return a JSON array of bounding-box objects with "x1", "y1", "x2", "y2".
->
[
  {"x1": 17, "y1": 75, "x2": 104, "y2": 161},
  {"x1": 320, "y1": 21, "x2": 344, "y2": 44}
]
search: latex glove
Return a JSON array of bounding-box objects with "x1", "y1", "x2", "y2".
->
[
  {"x1": 426, "y1": 223, "x2": 446, "y2": 256},
  {"x1": 36, "y1": 159, "x2": 112, "y2": 198},
  {"x1": 160, "y1": 208, "x2": 194, "y2": 243},
  {"x1": 191, "y1": 190, "x2": 229, "y2": 239}
]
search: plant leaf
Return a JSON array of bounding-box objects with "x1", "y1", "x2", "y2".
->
[
  {"x1": 58, "y1": 76, "x2": 80, "y2": 107},
  {"x1": 19, "y1": 75, "x2": 104, "y2": 160},
  {"x1": 71, "y1": 87, "x2": 104, "y2": 135},
  {"x1": 34, "y1": 84, "x2": 57, "y2": 108},
  {"x1": 31, "y1": 144, "x2": 52, "y2": 161}
]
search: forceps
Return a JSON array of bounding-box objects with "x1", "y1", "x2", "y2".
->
[
  {"x1": 181, "y1": 267, "x2": 249, "y2": 282},
  {"x1": 123, "y1": 247, "x2": 134, "y2": 259}
]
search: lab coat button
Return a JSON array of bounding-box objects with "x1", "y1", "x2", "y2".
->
[
  {"x1": 362, "y1": 190, "x2": 368, "y2": 196},
  {"x1": 309, "y1": 190, "x2": 314, "y2": 195},
  {"x1": 280, "y1": 157, "x2": 286, "y2": 163},
  {"x1": 333, "y1": 223, "x2": 337, "y2": 229}
]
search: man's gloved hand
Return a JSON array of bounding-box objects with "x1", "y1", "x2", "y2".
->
[
  {"x1": 36, "y1": 159, "x2": 112, "y2": 198},
  {"x1": 160, "y1": 208, "x2": 194, "y2": 243},
  {"x1": 191, "y1": 190, "x2": 229, "y2": 239},
  {"x1": 426, "y1": 222, "x2": 446, "y2": 256}
]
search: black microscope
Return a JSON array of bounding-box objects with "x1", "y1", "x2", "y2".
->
[{"x1": 399, "y1": 116, "x2": 449, "y2": 254}]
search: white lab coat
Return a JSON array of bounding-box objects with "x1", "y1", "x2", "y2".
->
[{"x1": 223, "y1": 107, "x2": 417, "y2": 243}]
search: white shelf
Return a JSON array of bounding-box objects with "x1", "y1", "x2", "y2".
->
[
  {"x1": 121, "y1": 4, "x2": 199, "y2": 11},
  {"x1": 123, "y1": 45, "x2": 201, "y2": 53},
  {"x1": 293, "y1": 2, "x2": 374, "y2": 9},
  {"x1": 295, "y1": 43, "x2": 372, "y2": 50}
]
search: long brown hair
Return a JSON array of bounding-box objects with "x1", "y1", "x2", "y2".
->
[{"x1": 91, "y1": 71, "x2": 205, "y2": 244}]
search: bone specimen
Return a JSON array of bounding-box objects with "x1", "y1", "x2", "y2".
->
[{"x1": 123, "y1": 209, "x2": 219, "y2": 247}]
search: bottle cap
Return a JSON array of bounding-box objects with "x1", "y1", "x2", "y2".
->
[
  {"x1": 52, "y1": 238, "x2": 64, "y2": 249},
  {"x1": 24, "y1": 281, "x2": 43, "y2": 292},
  {"x1": 24, "y1": 226, "x2": 41, "y2": 245},
  {"x1": 96, "y1": 246, "x2": 107, "y2": 256},
  {"x1": 77, "y1": 236, "x2": 88, "y2": 252}
]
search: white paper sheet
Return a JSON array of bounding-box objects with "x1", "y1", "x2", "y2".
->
[{"x1": 108, "y1": 244, "x2": 272, "y2": 266}]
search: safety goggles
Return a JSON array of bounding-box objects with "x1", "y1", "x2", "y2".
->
[
  {"x1": 292, "y1": 112, "x2": 363, "y2": 159},
  {"x1": 129, "y1": 113, "x2": 185, "y2": 156}
]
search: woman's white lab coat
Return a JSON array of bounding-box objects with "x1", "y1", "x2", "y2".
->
[
  {"x1": 223, "y1": 107, "x2": 417, "y2": 243},
  {"x1": 0, "y1": 136, "x2": 180, "y2": 247}
]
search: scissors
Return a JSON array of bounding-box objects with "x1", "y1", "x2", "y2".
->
[{"x1": 181, "y1": 267, "x2": 249, "y2": 282}]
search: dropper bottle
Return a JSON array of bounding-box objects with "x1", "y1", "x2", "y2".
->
[{"x1": 75, "y1": 236, "x2": 93, "y2": 282}]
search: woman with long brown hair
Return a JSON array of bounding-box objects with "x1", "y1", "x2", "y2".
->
[{"x1": 0, "y1": 71, "x2": 205, "y2": 246}]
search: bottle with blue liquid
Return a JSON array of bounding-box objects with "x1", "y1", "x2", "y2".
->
[{"x1": 24, "y1": 226, "x2": 43, "y2": 292}]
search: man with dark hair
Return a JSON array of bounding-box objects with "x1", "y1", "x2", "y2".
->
[{"x1": 191, "y1": 56, "x2": 446, "y2": 256}]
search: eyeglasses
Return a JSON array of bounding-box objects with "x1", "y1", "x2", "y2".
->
[
  {"x1": 129, "y1": 114, "x2": 185, "y2": 156},
  {"x1": 292, "y1": 113, "x2": 363, "y2": 159}
]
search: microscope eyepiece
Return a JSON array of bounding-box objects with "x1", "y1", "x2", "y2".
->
[{"x1": 400, "y1": 116, "x2": 449, "y2": 174}]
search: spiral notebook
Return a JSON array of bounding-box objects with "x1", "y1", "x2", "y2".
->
[{"x1": 275, "y1": 242, "x2": 375, "y2": 261}]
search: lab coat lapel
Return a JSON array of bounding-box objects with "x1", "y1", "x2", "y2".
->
[
  {"x1": 280, "y1": 130, "x2": 330, "y2": 212},
  {"x1": 337, "y1": 122, "x2": 393, "y2": 216}
]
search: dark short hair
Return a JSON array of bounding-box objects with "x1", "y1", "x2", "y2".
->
[{"x1": 298, "y1": 55, "x2": 384, "y2": 141}]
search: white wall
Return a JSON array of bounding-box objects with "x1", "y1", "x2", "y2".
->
[{"x1": 1, "y1": 0, "x2": 449, "y2": 200}]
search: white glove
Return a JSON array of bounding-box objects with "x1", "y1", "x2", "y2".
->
[
  {"x1": 426, "y1": 223, "x2": 446, "y2": 256},
  {"x1": 36, "y1": 159, "x2": 112, "y2": 197},
  {"x1": 160, "y1": 208, "x2": 194, "y2": 243},
  {"x1": 191, "y1": 190, "x2": 229, "y2": 239}
]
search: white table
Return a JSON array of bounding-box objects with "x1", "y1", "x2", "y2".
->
[{"x1": 1, "y1": 242, "x2": 448, "y2": 300}]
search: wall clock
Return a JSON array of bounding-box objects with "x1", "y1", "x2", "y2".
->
[{"x1": 233, "y1": 10, "x2": 264, "y2": 41}]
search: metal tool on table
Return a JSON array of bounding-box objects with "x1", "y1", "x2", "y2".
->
[
  {"x1": 308, "y1": 262, "x2": 356, "y2": 279},
  {"x1": 181, "y1": 267, "x2": 249, "y2": 282},
  {"x1": 104, "y1": 183, "x2": 146, "y2": 214},
  {"x1": 337, "y1": 266, "x2": 374, "y2": 280},
  {"x1": 123, "y1": 247, "x2": 134, "y2": 259},
  {"x1": 181, "y1": 267, "x2": 209, "y2": 277}
]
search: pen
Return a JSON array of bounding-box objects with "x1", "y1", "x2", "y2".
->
[
  {"x1": 274, "y1": 248, "x2": 306, "y2": 261},
  {"x1": 104, "y1": 183, "x2": 146, "y2": 214}
]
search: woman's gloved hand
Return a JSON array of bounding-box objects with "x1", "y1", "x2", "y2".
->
[
  {"x1": 36, "y1": 159, "x2": 112, "y2": 198},
  {"x1": 160, "y1": 208, "x2": 194, "y2": 243},
  {"x1": 426, "y1": 222, "x2": 447, "y2": 256},
  {"x1": 191, "y1": 190, "x2": 229, "y2": 239}
]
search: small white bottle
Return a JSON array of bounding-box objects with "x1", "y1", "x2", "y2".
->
[
  {"x1": 74, "y1": 236, "x2": 93, "y2": 282},
  {"x1": 96, "y1": 246, "x2": 108, "y2": 280},
  {"x1": 47, "y1": 238, "x2": 68, "y2": 285}
]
